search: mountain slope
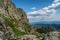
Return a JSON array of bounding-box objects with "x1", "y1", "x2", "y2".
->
[{"x1": 0, "y1": 0, "x2": 36, "y2": 40}]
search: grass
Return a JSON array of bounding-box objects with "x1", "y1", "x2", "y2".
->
[
  {"x1": 4, "y1": 17, "x2": 26, "y2": 36},
  {"x1": 0, "y1": 13, "x2": 26, "y2": 36}
]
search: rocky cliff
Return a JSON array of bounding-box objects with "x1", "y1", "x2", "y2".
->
[
  {"x1": 0, "y1": 0, "x2": 36, "y2": 40},
  {"x1": 43, "y1": 31, "x2": 60, "y2": 40}
]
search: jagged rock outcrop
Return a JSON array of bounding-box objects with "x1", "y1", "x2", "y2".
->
[
  {"x1": 43, "y1": 31, "x2": 60, "y2": 40},
  {"x1": 0, "y1": 0, "x2": 30, "y2": 32},
  {"x1": 0, "y1": 0, "x2": 37, "y2": 40}
]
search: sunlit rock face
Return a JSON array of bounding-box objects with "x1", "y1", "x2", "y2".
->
[
  {"x1": 44, "y1": 31, "x2": 60, "y2": 40},
  {"x1": 0, "y1": 0, "x2": 36, "y2": 40},
  {"x1": 0, "y1": 0, "x2": 30, "y2": 31}
]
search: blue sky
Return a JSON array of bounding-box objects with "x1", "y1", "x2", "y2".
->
[
  {"x1": 12, "y1": 0, "x2": 60, "y2": 23},
  {"x1": 12, "y1": 0, "x2": 54, "y2": 12}
]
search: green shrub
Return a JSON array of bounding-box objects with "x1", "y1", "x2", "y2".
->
[
  {"x1": 36, "y1": 26, "x2": 55, "y2": 34},
  {"x1": 34, "y1": 32, "x2": 44, "y2": 38},
  {"x1": 4, "y1": 17, "x2": 26, "y2": 36}
]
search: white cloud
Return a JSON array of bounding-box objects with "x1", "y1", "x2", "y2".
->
[
  {"x1": 49, "y1": 2, "x2": 60, "y2": 9},
  {"x1": 54, "y1": 0, "x2": 60, "y2": 3},
  {"x1": 31, "y1": 7, "x2": 36, "y2": 10},
  {"x1": 28, "y1": 14, "x2": 60, "y2": 22},
  {"x1": 27, "y1": 0, "x2": 60, "y2": 22}
]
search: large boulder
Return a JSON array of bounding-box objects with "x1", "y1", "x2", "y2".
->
[{"x1": 44, "y1": 31, "x2": 60, "y2": 40}]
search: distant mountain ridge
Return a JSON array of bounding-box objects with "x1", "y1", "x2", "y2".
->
[
  {"x1": 31, "y1": 21, "x2": 60, "y2": 31},
  {"x1": 30, "y1": 21, "x2": 60, "y2": 26},
  {"x1": 30, "y1": 21, "x2": 60, "y2": 25}
]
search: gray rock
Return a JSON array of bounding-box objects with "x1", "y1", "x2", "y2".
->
[
  {"x1": 0, "y1": 31, "x2": 5, "y2": 40},
  {"x1": 44, "y1": 31, "x2": 60, "y2": 40},
  {"x1": 16, "y1": 35, "x2": 40, "y2": 40}
]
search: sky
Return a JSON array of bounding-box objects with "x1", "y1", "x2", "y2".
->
[{"x1": 12, "y1": 0, "x2": 60, "y2": 23}]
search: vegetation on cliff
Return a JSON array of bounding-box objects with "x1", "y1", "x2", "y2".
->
[{"x1": 0, "y1": 0, "x2": 47, "y2": 40}]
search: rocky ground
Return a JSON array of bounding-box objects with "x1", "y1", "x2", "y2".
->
[{"x1": 43, "y1": 31, "x2": 60, "y2": 40}]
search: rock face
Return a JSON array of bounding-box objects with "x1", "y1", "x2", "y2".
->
[
  {"x1": 0, "y1": 0, "x2": 35, "y2": 40},
  {"x1": 43, "y1": 31, "x2": 60, "y2": 40},
  {"x1": 17, "y1": 35, "x2": 40, "y2": 40}
]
